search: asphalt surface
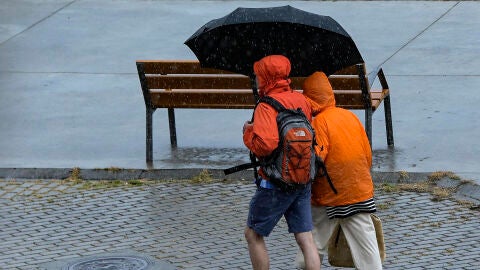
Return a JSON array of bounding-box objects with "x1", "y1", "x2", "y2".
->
[
  {"x1": 1, "y1": 1, "x2": 480, "y2": 269},
  {"x1": 1, "y1": 0, "x2": 480, "y2": 183}
]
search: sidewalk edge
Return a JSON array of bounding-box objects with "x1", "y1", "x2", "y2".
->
[{"x1": 0, "y1": 168, "x2": 478, "y2": 205}]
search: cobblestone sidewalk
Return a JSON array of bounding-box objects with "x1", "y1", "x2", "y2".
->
[{"x1": 0, "y1": 178, "x2": 479, "y2": 269}]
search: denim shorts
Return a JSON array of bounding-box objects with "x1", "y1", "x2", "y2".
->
[{"x1": 247, "y1": 182, "x2": 313, "y2": 237}]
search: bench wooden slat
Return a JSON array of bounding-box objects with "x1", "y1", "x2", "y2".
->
[
  {"x1": 139, "y1": 60, "x2": 234, "y2": 75},
  {"x1": 150, "y1": 90, "x2": 255, "y2": 109},
  {"x1": 146, "y1": 75, "x2": 251, "y2": 89},
  {"x1": 370, "y1": 89, "x2": 390, "y2": 111},
  {"x1": 145, "y1": 75, "x2": 362, "y2": 91},
  {"x1": 334, "y1": 91, "x2": 363, "y2": 107},
  {"x1": 139, "y1": 60, "x2": 364, "y2": 76},
  {"x1": 291, "y1": 76, "x2": 361, "y2": 90},
  {"x1": 370, "y1": 89, "x2": 389, "y2": 100},
  {"x1": 332, "y1": 63, "x2": 365, "y2": 75},
  {"x1": 149, "y1": 89, "x2": 382, "y2": 109},
  {"x1": 332, "y1": 76, "x2": 363, "y2": 90}
]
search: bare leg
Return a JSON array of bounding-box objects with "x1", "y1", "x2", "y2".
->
[
  {"x1": 295, "y1": 250, "x2": 324, "y2": 269},
  {"x1": 245, "y1": 226, "x2": 269, "y2": 270},
  {"x1": 295, "y1": 231, "x2": 321, "y2": 270}
]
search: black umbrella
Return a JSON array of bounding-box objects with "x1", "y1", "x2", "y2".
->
[{"x1": 185, "y1": 5, "x2": 364, "y2": 77}]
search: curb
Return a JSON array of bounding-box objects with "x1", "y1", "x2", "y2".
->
[
  {"x1": 0, "y1": 168, "x2": 478, "y2": 206},
  {"x1": 0, "y1": 167, "x2": 431, "y2": 182}
]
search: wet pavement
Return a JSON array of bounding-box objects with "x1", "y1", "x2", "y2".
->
[
  {"x1": 1, "y1": 0, "x2": 479, "y2": 184},
  {"x1": 1, "y1": 1, "x2": 480, "y2": 269},
  {"x1": 0, "y1": 178, "x2": 478, "y2": 270}
]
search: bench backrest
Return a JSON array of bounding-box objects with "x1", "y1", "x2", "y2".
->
[{"x1": 136, "y1": 60, "x2": 372, "y2": 110}]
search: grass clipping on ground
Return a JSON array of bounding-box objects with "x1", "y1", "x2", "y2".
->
[
  {"x1": 376, "y1": 171, "x2": 477, "y2": 209},
  {"x1": 64, "y1": 168, "x2": 218, "y2": 190},
  {"x1": 3, "y1": 168, "x2": 477, "y2": 210}
]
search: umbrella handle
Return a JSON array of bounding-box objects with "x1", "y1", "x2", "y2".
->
[
  {"x1": 250, "y1": 76, "x2": 259, "y2": 122},
  {"x1": 251, "y1": 76, "x2": 259, "y2": 102},
  {"x1": 248, "y1": 76, "x2": 261, "y2": 182}
]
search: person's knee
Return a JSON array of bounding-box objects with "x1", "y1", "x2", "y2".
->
[
  {"x1": 295, "y1": 237, "x2": 307, "y2": 250},
  {"x1": 294, "y1": 232, "x2": 314, "y2": 250},
  {"x1": 245, "y1": 227, "x2": 261, "y2": 244}
]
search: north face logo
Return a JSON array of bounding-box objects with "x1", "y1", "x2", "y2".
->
[{"x1": 294, "y1": 130, "x2": 306, "y2": 137}]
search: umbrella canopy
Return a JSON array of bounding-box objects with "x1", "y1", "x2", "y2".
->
[{"x1": 185, "y1": 5, "x2": 364, "y2": 77}]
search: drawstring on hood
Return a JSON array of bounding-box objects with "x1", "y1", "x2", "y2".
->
[
  {"x1": 302, "y1": 71, "x2": 336, "y2": 116},
  {"x1": 253, "y1": 55, "x2": 292, "y2": 97}
]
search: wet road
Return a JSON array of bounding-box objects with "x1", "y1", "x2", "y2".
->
[{"x1": 0, "y1": 1, "x2": 479, "y2": 184}]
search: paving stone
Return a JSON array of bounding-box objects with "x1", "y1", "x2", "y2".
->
[{"x1": 0, "y1": 181, "x2": 479, "y2": 269}]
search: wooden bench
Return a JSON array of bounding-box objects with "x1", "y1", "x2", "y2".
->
[{"x1": 136, "y1": 60, "x2": 394, "y2": 162}]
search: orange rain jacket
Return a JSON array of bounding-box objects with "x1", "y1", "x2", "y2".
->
[
  {"x1": 302, "y1": 72, "x2": 374, "y2": 206},
  {"x1": 243, "y1": 55, "x2": 312, "y2": 179}
]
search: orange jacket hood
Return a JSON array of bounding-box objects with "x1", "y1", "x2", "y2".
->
[
  {"x1": 253, "y1": 55, "x2": 292, "y2": 96},
  {"x1": 302, "y1": 71, "x2": 336, "y2": 115}
]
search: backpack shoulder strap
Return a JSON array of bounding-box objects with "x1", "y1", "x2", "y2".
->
[{"x1": 259, "y1": 96, "x2": 286, "y2": 112}]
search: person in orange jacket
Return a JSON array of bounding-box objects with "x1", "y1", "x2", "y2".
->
[
  {"x1": 243, "y1": 55, "x2": 320, "y2": 270},
  {"x1": 296, "y1": 71, "x2": 382, "y2": 270}
]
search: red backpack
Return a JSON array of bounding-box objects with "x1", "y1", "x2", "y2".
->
[
  {"x1": 257, "y1": 96, "x2": 317, "y2": 189},
  {"x1": 225, "y1": 96, "x2": 336, "y2": 193}
]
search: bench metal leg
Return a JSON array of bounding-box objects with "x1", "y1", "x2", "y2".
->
[
  {"x1": 146, "y1": 107, "x2": 154, "y2": 163},
  {"x1": 384, "y1": 95, "x2": 394, "y2": 147},
  {"x1": 168, "y1": 108, "x2": 177, "y2": 147},
  {"x1": 376, "y1": 68, "x2": 394, "y2": 147},
  {"x1": 365, "y1": 108, "x2": 373, "y2": 148}
]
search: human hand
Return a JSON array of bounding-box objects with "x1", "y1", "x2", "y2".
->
[{"x1": 243, "y1": 121, "x2": 253, "y2": 133}]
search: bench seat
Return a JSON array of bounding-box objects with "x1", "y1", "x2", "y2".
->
[{"x1": 137, "y1": 60, "x2": 394, "y2": 162}]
